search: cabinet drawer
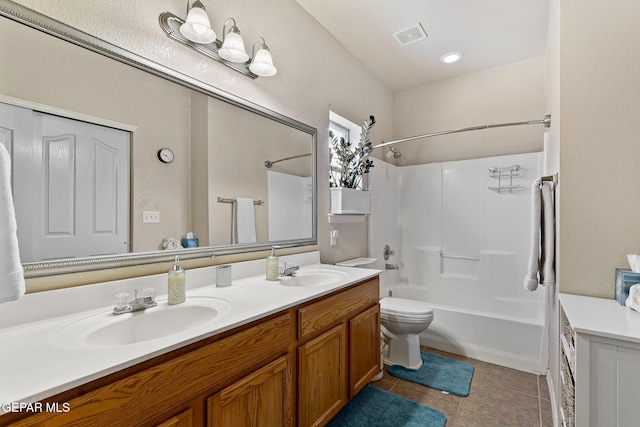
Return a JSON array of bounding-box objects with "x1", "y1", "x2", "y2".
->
[
  {"x1": 10, "y1": 313, "x2": 292, "y2": 427},
  {"x1": 298, "y1": 278, "x2": 378, "y2": 341}
]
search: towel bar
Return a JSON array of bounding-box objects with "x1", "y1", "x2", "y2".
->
[
  {"x1": 541, "y1": 173, "x2": 558, "y2": 184},
  {"x1": 217, "y1": 197, "x2": 264, "y2": 205}
]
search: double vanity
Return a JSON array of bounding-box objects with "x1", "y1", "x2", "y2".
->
[{"x1": 0, "y1": 252, "x2": 381, "y2": 426}]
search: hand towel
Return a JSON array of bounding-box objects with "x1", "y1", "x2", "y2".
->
[
  {"x1": 0, "y1": 143, "x2": 25, "y2": 303},
  {"x1": 524, "y1": 178, "x2": 542, "y2": 291},
  {"x1": 235, "y1": 197, "x2": 257, "y2": 244},
  {"x1": 524, "y1": 178, "x2": 555, "y2": 291},
  {"x1": 539, "y1": 181, "x2": 556, "y2": 285}
]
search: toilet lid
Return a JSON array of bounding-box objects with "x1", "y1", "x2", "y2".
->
[{"x1": 380, "y1": 297, "x2": 433, "y2": 316}]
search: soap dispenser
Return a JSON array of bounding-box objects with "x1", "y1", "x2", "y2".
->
[
  {"x1": 266, "y1": 245, "x2": 280, "y2": 281},
  {"x1": 168, "y1": 255, "x2": 186, "y2": 304}
]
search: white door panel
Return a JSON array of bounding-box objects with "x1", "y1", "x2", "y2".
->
[
  {"x1": 0, "y1": 103, "x2": 130, "y2": 262},
  {"x1": 43, "y1": 133, "x2": 77, "y2": 236}
]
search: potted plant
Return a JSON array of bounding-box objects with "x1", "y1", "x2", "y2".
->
[{"x1": 329, "y1": 116, "x2": 375, "y2": 214}]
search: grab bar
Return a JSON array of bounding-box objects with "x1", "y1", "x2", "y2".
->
[{"x1": 441, "y1": 253, "x2": 480, "y2": 261}]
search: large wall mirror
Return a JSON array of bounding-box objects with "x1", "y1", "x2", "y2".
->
[{"x1": 0, "y1": 2, "x2": 317, "y2": 277}]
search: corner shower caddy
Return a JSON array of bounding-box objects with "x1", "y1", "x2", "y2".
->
[{"x1": 488, "y1": 164, "x2": 522, "y2": 193}]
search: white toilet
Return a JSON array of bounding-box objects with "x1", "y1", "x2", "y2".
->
[{"x1": 379, "y1": 297, "x2": 434, "y2": 370}]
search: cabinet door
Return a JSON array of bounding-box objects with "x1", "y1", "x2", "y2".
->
[
  {"x1": 208, "y1": 355, "x2": 293, "y2": 427},
  {"x1": 349, "y1": 304, "x2": 380, "y2": 397},
  {"x1": 298, "y1": 323, "x2": 348, "y2": 427}
]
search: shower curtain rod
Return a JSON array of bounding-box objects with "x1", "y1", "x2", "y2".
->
[
  {"x1": 369, "y1": 114, "x2": 551, "y2": 151},
  {"x1": 264, "y1": 153, "x2": 312, "y2": 168}
]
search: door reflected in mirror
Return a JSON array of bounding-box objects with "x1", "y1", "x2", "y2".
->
[
  {"x1": 0, "y1": 102, "x2": 131, "y2": 263},
  {"x1": 0, "y1": 11, "x2": 316, "y2": 268}
]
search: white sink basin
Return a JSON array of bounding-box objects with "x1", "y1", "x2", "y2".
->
[
  {"x1": 276, "y1": 268, "x2": 349, "y2": 287},
  {"x1": 50, "y1": 297, "x2": 231, "y2": 349}
]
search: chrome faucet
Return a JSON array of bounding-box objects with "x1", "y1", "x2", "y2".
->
[
  {"x1": 113, "y1": 288, "x2": 157, "y2": 315},
  {"x1": 279, "y1": 262, "x2": 300, "y2": 277}
]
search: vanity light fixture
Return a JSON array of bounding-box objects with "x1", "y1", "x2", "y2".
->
[
  {"x1": 159, "y1": 2, "x2": 277, "y2": 79},
  {"x1": 249, "y1": 38, "x2": 277, "y2": 77},
  {"x1": 180, "y1": 0, "x2": 216, "y2": 44},
  {"x1": 218, "y1": 18, "x2": 249, "y2": 63}
]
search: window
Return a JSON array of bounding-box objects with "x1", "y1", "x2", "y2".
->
[
  {"x1": 328, "y1": 112, "x2": 361, "y2": 188},
  {"x1": 329, "y1": 121, "x2": 350, "y2": 187}
]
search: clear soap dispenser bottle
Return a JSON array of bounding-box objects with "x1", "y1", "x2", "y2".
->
[
  {"x1": 266, "y1": 245, "x2": 280, "y2": 281},
  {"x1": 168, "y1": 255, "x2": 186, "y2": 304}
]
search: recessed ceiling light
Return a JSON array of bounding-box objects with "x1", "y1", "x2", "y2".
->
[{"x1": 440, "y1": 52, "x2": 462, "y2": 64}]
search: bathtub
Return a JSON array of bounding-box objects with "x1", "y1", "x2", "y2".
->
[{"x1": 387, "y1": 284, "x2": 548, "y2": 374}]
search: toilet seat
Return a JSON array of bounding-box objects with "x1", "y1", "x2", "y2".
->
[
  {"x1": 380, "y1": 297, "x2": 433, "y2": 324},
  {"x1": 380, "y1": 297, "x2": 433, "y2": 316},
  {"x1": 381, "y1": 312, "x2": 433, "y2": 324}
]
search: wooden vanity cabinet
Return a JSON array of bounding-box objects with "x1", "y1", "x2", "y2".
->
[
  {"x1": 296, "y1": 277, "x2": 380, "y2": 427},
  {"x1": 6, "y1": 313, "x2": 293, "y2": 427},
  {"x1": 2, "y1": 276, "x2": 380, "y2": 427}
]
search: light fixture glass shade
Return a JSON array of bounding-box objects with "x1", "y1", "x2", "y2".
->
[
  {"x1": 249, "y1": 48, "x2": 277, "y2": 77},
  {"x1": 180, "y1": 4, "x2": 216, "y2": 44},
  {"x1": 219, "y1": 32, "x2": 249, "y2": 63}
]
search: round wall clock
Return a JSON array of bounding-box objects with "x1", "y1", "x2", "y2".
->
[{"x1": 157, "y1": 148, "x2": 174, "y2": 163}]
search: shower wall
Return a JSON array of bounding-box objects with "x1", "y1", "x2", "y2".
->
[
  {"x1": 370, "y1": 151, "x2": 546, "y2": 311},
  {"x1": 369, "y1": 151, "x2": 548, "y2": 371},
  {"x1": 367, "y1": 159, "x2": 401, "y2": 291},
  {"x1": 267, "y1": 171, "x2": 313, "y2": 241}
]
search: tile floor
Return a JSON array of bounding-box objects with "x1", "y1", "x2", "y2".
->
[{"x1": 371, "y1": 347, "x2": 554, "y2": 427}]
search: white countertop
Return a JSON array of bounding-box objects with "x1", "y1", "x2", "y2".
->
[
  {"x1": 0, "y1": 251, "x2": 380, "y2": 413},
  {"x1": 559, "y1": 293, "x2": 640, "y2": 344}
]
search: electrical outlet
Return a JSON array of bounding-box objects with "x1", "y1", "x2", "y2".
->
[{"x1": 142, "y1": 211, "x2": 160, "y2": 223}]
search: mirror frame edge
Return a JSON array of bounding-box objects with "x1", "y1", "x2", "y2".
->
[{"x1": 0, "y1": 0, "x2": 318, "y2": 279}]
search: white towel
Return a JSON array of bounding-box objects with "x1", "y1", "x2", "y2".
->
[
  {"x1": 235, "y1": 198, "x2": 257, "y2": 244},
  {"x1": 524, "y1": 178, "x2": 555, "y2": 291},
  {"x1": 0, "y1": 144, "x2": 25, "y2": 303},
  {"x1": 540, "y1": 181, "x2": 556, "y2": 286}
]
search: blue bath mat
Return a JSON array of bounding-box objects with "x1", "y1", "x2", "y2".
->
[
  {"x1": 388, "y1": 352, "x2": 474, "y2": 397},
  {"x1": 328, "y1": 386, "x2": 446, "y2": 427}
]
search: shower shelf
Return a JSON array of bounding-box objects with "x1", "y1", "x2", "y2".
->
[
  {"x1": 488, "y1": 164, "x2": 521, "y2": 193},
  {"x1": 327, "y1": 213, "x2": 365, "y2": 223},
  {"x1": 488, "y1": 184, "x2": 524, "y2": 193}
]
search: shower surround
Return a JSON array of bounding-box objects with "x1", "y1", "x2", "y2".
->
[{"x1": 369, "y1": 152, "x2": 548, "y2": 373}]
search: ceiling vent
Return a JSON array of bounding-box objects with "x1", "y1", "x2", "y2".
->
[{"x1": 392, "y1": 23, "x2": 428, "y2": 47}]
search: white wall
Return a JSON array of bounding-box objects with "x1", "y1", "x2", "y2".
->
[
  {"x1": 545, "y1": 0, "x2": 561, "y2": 422},
  {"x1": 394, "y1": 57, "x2": 547, "y2": 166},
  {"x1": 559, "y1": 0, "x2": 640, "y2": 298}
]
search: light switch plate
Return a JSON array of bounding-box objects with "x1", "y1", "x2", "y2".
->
[
  {"x1": 142, "y1": 211, "x2": 160, "y2": 223},
  {"x1": 330, "y1": 230, "x2": 339, "y2": 246}
]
